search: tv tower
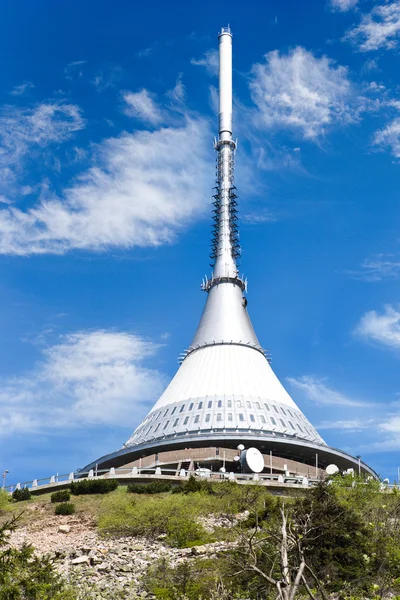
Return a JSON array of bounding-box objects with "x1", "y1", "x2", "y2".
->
[{"x1": 85, "y1": 28, "x2": 376, "y2": 479}]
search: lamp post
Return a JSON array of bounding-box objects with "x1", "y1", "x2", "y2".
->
[
  {"x1": 2, "y1": 470, "x2": 9, "y2": 489},
  {"x1": 356, "y1": 455, "x2": 361, "y2": 476}
]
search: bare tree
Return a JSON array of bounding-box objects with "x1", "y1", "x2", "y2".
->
[{"x1": 231, "y1": 503, "x2": 326, "y2": 600}]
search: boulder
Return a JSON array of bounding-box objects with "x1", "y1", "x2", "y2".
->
[{"x1": 58, "y1": 525, "x2": 71, "y2": 534}]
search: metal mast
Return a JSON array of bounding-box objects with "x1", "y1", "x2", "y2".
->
[{"x1": 211, "y1": 26, "x2": 240, "y2": 280}]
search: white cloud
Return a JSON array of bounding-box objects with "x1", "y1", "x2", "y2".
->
[
  {"x1": 287, "y1": 375, "x2": 370, "y2": 407},
  {"x1": 0, "y1": 330, "x2": 166, "y2": 436},
  {"x1": 191, "y1": 49, "x2": 219, "y2": 76},
  {"x1": 346, "y1": 254, "x2": 400, "y2": 281},
  {"x1": 329, "y1": 0, "x2": 358, "y2": 12},
  {"x1": 316, "y1": 418, "x2": 371, "y2": 430},
  {"x1": 354, "y1": 305, "x2": 400, "y2": 349},
  {"x1": 0, "y1": 102, "x2": 84, "y2": 190},
  {"x1": 10, "y1": 81, "x2": 34, "y2": 96},
  {"x1": 373, "y1": 117, "x2": 400, "y2": 158},
  {"x1": 249, "y1": 47, "x2": 356, "y2": 140},
  {"x1": 243, "y1": 209, "x2": 277, "y2": 224},
  {"x1": 345, "y1": 1, "x2": 400, "y2": 51},
  {"x1": 0, "y1": 113, "x2": 212, "y2": 255},
  {"x1": 122, "y1": 89, "x2": 163, "y2": 125}
]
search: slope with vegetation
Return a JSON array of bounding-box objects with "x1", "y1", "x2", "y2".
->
[{"x1": 0, "y1": 476, "x2": 400, "y2": 599}]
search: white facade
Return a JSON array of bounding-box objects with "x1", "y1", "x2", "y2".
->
[{"x1": 124, "y1": 27, "x2": 325, "y2": 454}]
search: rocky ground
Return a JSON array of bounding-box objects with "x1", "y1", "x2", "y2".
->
[{"x1": 8, "y1": 509, "x2": 237, "y2": 599}]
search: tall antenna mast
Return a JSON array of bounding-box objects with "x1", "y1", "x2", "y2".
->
[{"x1": 210, "y1": 26, "x2": 241, "y2": 281}]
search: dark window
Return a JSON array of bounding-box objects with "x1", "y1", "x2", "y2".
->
[
  {"x1": 205, "y1": 414, "x2": 211, "y2": 423},
  {"x1": 217, "y1": 413, "x2": 222, "y2": 421},
  {"x1": 250, "y1": 414, "x2": 255, "y2": 422},
  {"x1": 173, "y1": 418, "x2": 179, "y2": 427},
  {"x1": 281, "y1": 407, "x2": 287, "y2": 415},
  {"x1": 194, "y1": 415, "x2": 200, "y2": 424},
  {"x1": 198, "y1": 402, "x2": 203, "y2": 409},
  {"x1": 208, "y1": 400, "x2": 212, "y2": 408},
  {"x1": 228, "y1": 413, "x2": 233, "y2": 421},
  {"x1": 227, "y1": 399, "x2": 232, "y2": 408},
  {"x1": 273, "y1": 405, "x2": 279, "y2": 413},
  {"x1": 255, "y1": 402, "x2": 261, "y2": 409},
  {"x1": 189, "y1": 403, "x2": 194, "y2": 411},
  {"x1": 260, "y1": 415, "x2": 266, "y2": 424},
  {"x1": 183, "y1": 416, "x2": 189, "y2": 425},
  {"x1": 163, "y1": 421, "x2": 170, "y2": 430},
  {"x1": 279, "y1": 419, "x2": 286, "y2": 428},
  {"x1": 154, "y1": 423, "x2": 161, "y2": 432},
  {"x1": 270, "y1": 417, "x2": 276, "y2": 425},
  {"x1": 246, "y1": 401, "x2": 251, "y2": 408},
  {"x1": 180, "y1": 405, "x2": 185, "y2": 412},
  {"x1": 217, "y1": 400, "x2": 223, "y2": 408},
  {"x1": 264, "y1": 403, "x2": 270, "y2": 411},
  {"x1": 239, "y1": 413, "x2": 245, "y2": 422},
  {"x1": 171, "y1": 407, "x2": 177, "y2": 415},
  {"x1": 289, "y1": 421, "x2": 295, "y2": 430},
  {"x1": 163, "y1": 409, "x2": 169, "y2": 417}
]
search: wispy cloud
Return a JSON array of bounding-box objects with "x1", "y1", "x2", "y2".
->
[
  {"x1": 345, "y1": 1, "x2": 400, "y2": 51},
  {"x1": 329, "y1": 0, "x2": 358, "y2": 11},
  {"x1": 316, "y1": 418, "x2": 372, "y2": 430},
  {"x1": 242, "y1": 209, "x2": 277, "y2": 225},
  {"x1": 373, "y1": 117, "x2": 400, "y2": 159},
  {"x1": 287, "y1": 375, "x2": 371, "y2": 407},
  {"x1": 0, "y1": 103, "x2": 212, "y2": 254},
  {"x1": 0, "y1": 330, "x2": 166, "y2": 436},
  {"x1": 354, "y1": 305, "x2": 400, "y2": 349},
  {"x1": 249, "y1": 47, "x2": 358, "y2": 140},
  {"x1": 122, "y1": 89, "x2": 164, "y2": 125},
  {"x1": 191, "y1": 49, "x2": 219, "y2": 76},
  {"x1": 0, "y1": 102, "x2": 84, "y2": 192},
  {"x1": 10, "y1": 81, "x2": 34, "y2": 96},
  {"x1": 64, "y1": 60, "x2": 86, "y2": 80},
  {"x1": 345, "y1": 254, "x2": 400, "y2": 281}
]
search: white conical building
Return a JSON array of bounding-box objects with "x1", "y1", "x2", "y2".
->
[{"x1": 87, "y1": 28, "x2": 376, "y2": 478}]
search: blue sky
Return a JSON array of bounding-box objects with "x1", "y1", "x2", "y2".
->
[{"x1": 1, "y1": 0, "x2": 400, "y2": 486}]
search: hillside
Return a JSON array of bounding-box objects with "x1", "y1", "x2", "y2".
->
[{"x1": 1, "y1": 477, "x2": 400, "y2": 599}]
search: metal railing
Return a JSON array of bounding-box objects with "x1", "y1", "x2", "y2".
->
[
  {"x1": 4, "y1": 466, "x2": 396, "y2": 494},
  {"x1": 3, "y1": 466, "x2": 326, "y2": 494}
]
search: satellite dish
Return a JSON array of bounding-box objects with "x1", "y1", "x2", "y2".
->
[
  {"x1": 219, "y1": 467, "x2": 226, "y2": 473},
  {"x1": 237, "y1": 444, "x2": 245, "y2": 452},
  {"x1": 326, "y1": 464, "x2": 339, "y2": 475},
  {"x1": 240, "y1": 447, "x2": 264, "y2": 473},
  {"x1": 233, "y1": 455, "x2": 240, "y2": 462}
]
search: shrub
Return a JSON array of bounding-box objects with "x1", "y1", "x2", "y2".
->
[
  {"x1": 12, "y1": 487, "x2": 31, "y2": 502},
  {"x1": 55, "y1": 502, "x2": 75, "y2": 515},
  {"x1": 99, "y1": 492, "x2": 212, "y2": 547},
  {"x1": 51, "y1": 490, "x2": 71, "y2": 503},
  {"x1": 173, "y1": 474, "x2": 215, "y2": 495},
  {"x1": 0, "y1": 489, "x2": 10, "y2": 509},
  {"x1": 0, "y1": 515, "x2": 76, "y2": 599},
  {"x1": 70, "y1": 478, "x2": 118, "y2": 495},
  {"x1": 127, "y1": 481, "x2": 172, "y2": 494}
]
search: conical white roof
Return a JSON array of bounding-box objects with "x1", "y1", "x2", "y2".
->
[{"x1": 125, "y1": 281, "x2": 325, "y2": 449}]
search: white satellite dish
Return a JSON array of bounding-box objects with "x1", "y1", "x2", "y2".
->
[
  {"x1": 237, "y1": 444, "x2": 245, "y2": 452},
  {"x1": 240, "y1": 447, "x2": 264, "y2": 473},
  {"x1": 326, "y1": 464, "x2": 339, "y2": 475}
]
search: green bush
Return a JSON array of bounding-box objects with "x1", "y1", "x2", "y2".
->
[
  {"x1": 127, "y1": 481, "x2": 172, "y2": 494},
  {"x1": 51, "y1": 490, "x2": 71, "y2": 503},
  {"x1": 0, "y1": 489, "x2": 10, "y2": 509},
  {"x1": 12, "y1": 487, "x2": 31, "y2": 502},
  {"x1": 70, "y1": 478, "x2": 118, "y2": 495},
  {"x1": 0, "y1": 515, "x2": 76, "y2": 599},
  {"x1": 55, "y1": 502, "x2": 75, "y2": 515},
  {"x1": 99, "y1": 492, "x2": 212, "y2": 547}
]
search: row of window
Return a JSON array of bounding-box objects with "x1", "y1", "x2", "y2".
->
[
  {"x1": 142, "y1": 399, "x2": 308, "y2": 428},
  {"x1": 136, "y1": 412, "x2": 317, "y2": 440}
]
